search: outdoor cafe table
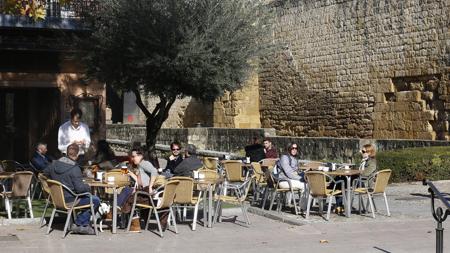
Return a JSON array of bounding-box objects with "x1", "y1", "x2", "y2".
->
[
  {"x1": 84, "y1": 178, "x2": 119, "y2": 234},
  {"x1": 194, "y1": 177, "x2": 224, "y2": 228},
  {"x1": 326, "y1": 169, "x2": 361, "y2": 218}
]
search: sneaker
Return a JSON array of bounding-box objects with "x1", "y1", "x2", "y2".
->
[
  {"x1": 78, "y1": 225, "x2": 96, "y2": 235},
  {"x1": 71, "y1": 224, "x2": 81, "y2": 234},
  {"x1": 129, "y1": 216, "x2": 141, "y2": 233}
]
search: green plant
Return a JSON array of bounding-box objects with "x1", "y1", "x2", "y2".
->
[{"x1": 377, "y1": 146, "x2": 450, "y2": 183}]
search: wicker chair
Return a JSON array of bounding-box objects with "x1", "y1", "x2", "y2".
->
[
  {"x1": 38, "y1": 174, "x2": 51, "y2": 227},
  {"x1": 46, "y1": 179, "x2": 98, "y2": 238},
  {"x1": 353, "y1": 169, "x2": 392, "y2": 218},
  {"x1": 305, "y1": 171, "x2": 345, "y2": 221},
  {"x1": 203, "y1": 157, "x2": 219, "y2": 171},
  {"x1": 0, "y1": 171, "x2": 34, "y2": 219},
  {"x1": 1, "y1": 160, "x2": 25, "y2": 172},
  {"x1": 126, "y1": 180, "x2": 180, "y2": 237},
  {"x1": 170, "y1": 176, "x2": 202, "y2": 230},
  {"x1": 260, "y1": 158, "x2": 279, "y2": 172},
  {"x1": 214, "y1": 175, "x2": 254, "y2": 226},
  {"x1": 251, "y1": 162, "x2": 267, "y2": 205}
]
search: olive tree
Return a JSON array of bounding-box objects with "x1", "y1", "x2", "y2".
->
[{"x1": 79, "y1": 0, "x2": 271, "y2": 157}]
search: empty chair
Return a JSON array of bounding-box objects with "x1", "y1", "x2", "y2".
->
[
  {"x1": 170, "y1": 176, "x2": 202, "y2": 230},
  {"x1": 1, "y1": 160, "x2": 25, "y2": 172},
  {"x1": 203, "y1": 157, "x2": 219, "y2": 171},
  {"x1": 260, "y1": 158, "x2": 279, "y2": 172},
  {"x1": 0, "y1": 171, "x2": 34, "y2": 219},
  {"x1": 305, "y1": 171, "x2": 345, "y2": 221},
  {"x1": 126, "y1": 180, "x2": 180, "y2": 237},
  {"x1": 222, "y1": 160, "x2": 246, "y2": 183},
  {"x1": 353, "y1": 169, "x2": 392, "y2": 218},
  {"x1": 250, "y1": 162, "x2": 267, "y2": 205},
  {"x1": 214, "y1": 175, "x2": 254, "y2": 226},
  {"x1": 45, "y1": 180, "x2": 98, "y2": 238}
]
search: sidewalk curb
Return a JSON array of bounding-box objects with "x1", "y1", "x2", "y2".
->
[{"x1": 247, "y1": 206, "x2": 307, "y2": 226}]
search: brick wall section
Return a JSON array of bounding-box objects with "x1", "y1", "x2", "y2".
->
[{"x1": 260, "y1": 0, "x2": 449, "y2": 140}]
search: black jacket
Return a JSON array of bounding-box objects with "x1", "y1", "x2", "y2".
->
[
  {"x1": 164, "y1": 155, "x2": 183, "y2": 174},
  {"x1": 173, "y1": 155, "x2": 203, "y2": 177},
  {"x1": 43, "y1": 157, "x2": 90, "y2": 202}
]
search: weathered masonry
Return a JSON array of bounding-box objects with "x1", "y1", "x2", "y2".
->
[{"x1": 259, "y1": 0, "x2": 449, "y2": 140}]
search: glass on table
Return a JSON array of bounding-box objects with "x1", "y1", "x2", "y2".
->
[{"x1": 121, "y1": 165, "x2": 129, "y2": 174}]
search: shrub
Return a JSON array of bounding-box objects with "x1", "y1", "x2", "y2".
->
[{"x1": 377, "y1": 146, "x2": 450, "y2": 183}]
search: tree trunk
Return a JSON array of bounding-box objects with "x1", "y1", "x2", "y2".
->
[{"x1": 132, "y1": 89, "x2": 176, "y2": 167}]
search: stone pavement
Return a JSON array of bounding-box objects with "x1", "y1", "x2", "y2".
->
[{"x1": 0, "y1": 181, "x2": 449, "y2": 253}]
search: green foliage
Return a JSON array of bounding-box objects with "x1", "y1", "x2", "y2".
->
[
  {"x1": 377, "y1": 146, "x2": 450, "y2": 183},
  {"x1": 80, "y1": 0, "x2": 271, "y2": 101}
]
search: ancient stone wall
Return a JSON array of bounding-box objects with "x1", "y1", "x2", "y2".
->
[{"x1": 260, "y1": 0, "x2": 449, "y2": 140}]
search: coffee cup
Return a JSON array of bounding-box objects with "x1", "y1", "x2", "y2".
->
[
  {"x1": 193, "y1": 170, "x2": 199, "y2": 179},
  {"x1": 246, "y1": 157, "x2": 251, "y2": 163},
  {"x1": 344, "y1": 165, "x2": 350, "y2": 170},
  {"x1": 96, "y1": 171, "x2": 104, "y2": 181}
]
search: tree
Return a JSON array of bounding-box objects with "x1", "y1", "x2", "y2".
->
[{"x1": 79, "y1": 0, "x2": 271, "y2": 158}]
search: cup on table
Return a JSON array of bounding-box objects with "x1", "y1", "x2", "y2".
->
[
  {"x1": 344, "y1": 165, "x2": 350, "y2": 170},
  {"x1": 193, "y1": 170, "x2": 199, "y2": 179},
  {"x1": 224, "y1": 154, "x2": 231, "y2": 160},
  {"x1": 121, "y1": 165, "x2": 129, "y2": 174},
  {"x1": 88, "y1": 160, "x2": 92, "y2": 166},
  {"x1": 96, "y1": 171, "x2": 104, "y2": 181},
  {"x1": 245, "y1": 157, "x2": 251, "y2": 164},
  {"x1": 323, "y1": 167, "x2": 329, "y2": 172}
]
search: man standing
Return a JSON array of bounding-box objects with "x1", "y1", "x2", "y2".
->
[
  {"x1": 44, "y1": 143, "x2": 100, "y2": 235},
  {"x1": 31, "y1": 142, "x2": 52, "y2": 171},
  {"x1": 263, "y1": 138, "x2": 278, "y2": 158},
  {"x1": 172, "y1": 144, "x2": 203, "y2": 177},
  {"x1": 58, "y1": 108, "x2": 91, "y2": 162}
]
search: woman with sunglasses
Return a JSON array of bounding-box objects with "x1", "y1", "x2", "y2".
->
[
  {"x1": 359, "y1": 144, "x2": 377, "y2": 178},
  {"x1": 278, "y1": 143, "x2": 305, "y2": 189}
]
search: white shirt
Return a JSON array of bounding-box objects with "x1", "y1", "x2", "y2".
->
[{"x1": 58, "y1": 121, "x2": 91, "y2": 155}]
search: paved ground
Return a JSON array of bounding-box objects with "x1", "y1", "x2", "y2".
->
[{"x1": 0, "y1": 181, "x2": 449, "y2": 253}]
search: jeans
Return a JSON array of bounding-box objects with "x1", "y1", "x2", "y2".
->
[{"x1": 75, "y1": 195, "x2": 100, "y2": 226}]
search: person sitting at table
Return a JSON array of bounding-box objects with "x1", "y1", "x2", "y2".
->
[
  {"x1": 43, "y1": 143, "x2": 100, "y2": 235},
  {"x1": 31, "y1": 142, "x2": 52, "y2": 171},
  {"x1": 161, "y1": 141, "x2": 183, "y2": 178},
  {"x1": 119, "y1": 147, "x2": 161, "y2": 233},
  {"x1": 263, "y1": 138, "x2": 278, "y2": 159},
  {"x1": 92, "y1": 140, "x2": 117, "y2": 170},
  {"x1": 172, "y1": 144, "x2": 203, "y2": 177},
  {"x1": 245, "y1": 136, "x2": 266, "y2": 162},
  {"x1": 359, "y1": 143, "x2": 377, "y2": 179}
]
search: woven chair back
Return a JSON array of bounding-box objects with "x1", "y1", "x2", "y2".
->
[
  {"x1": 305, "y1": 171, "x2": 327, "y2": 197},
  {"x1": 373, "y1": 169, "x2": 392, "y2": 193},
  {"x1": 47, "y1": 179, "x2": 69, "y2": 210},
  {"x1": 159, "y1": 180, "x2": 180, "y2": 209},
  {"x1": 170, "y1": 177, "x2": 194, "y2": 204},
  {"x1": 11, "y1": 171, "x2": 33, "y2": 197},
  {"x1": 203, "y1": 157, "x2": 218, "y2": 170},
  {"x1": 223, "y1": 160, "x2": 243, "y2": 182}
]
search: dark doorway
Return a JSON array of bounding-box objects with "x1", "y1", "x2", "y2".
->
[{"x1": 0, "y1": 88, "x2": 61, "y2": 163}]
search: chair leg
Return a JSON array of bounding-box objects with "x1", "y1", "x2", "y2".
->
[
  {"x1": 169, "y1": 208, "x2": 178, "y2": 234},
  {"x1": 40, "y1": 197, "x2": 50, "y2": 227},
  {"x1": 154, "y1": 209, "x2": 163, "y2": 238},
  {"x1": 192, "y1": 203, "x2": 199, "y2": 231},
  {"x1": 383, "y1": 192, "x2": 391, "y2": 217},
  {"x1": 306, "y1": 195, "x2": 312, "y2": 219},
  {"x1": 367, "y1": 192, "x2": 375, "y2": 218},
  {"x1": 27, "y1": 197, "x2": 34, "y2": 219},
  {"x1": 261, "y1": 188, "x2": 268, "y2": 209},
  {"x1": 90, "y1": 204, "x2": 98, "y2": 236},
  {"x1": 326, "y1": 196, "x2": 332, "y2": 221},
  {"x1": 62, "y1": 209, "x2": 73, "y2": 238},
  {"x1": 5, "y1": 198, "x2": 12, "y2": 220},
  {"x1": 145, "y1": 208, "x2": 152, "y2": 231},
  {"x1": 46, "y1": 209, "x2": 57, "y2": 235},
  {"x1": 269, "y1": 191, "x2": 277, "y2": 211},
  {"x1": 241, "y1": 202, "x2": 250, "y2": 226}
]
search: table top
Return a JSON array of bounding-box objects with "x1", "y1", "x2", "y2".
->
[
  {"x1": 326, "y1": 169, "x2": 361, "y2": 176},
  {"x1": 83, "y1": 178, "x2": 119, "y2": 188}
]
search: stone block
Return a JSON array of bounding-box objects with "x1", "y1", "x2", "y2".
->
[{"x1": 396, "y1": 91, "x2": 421, "y2": 102}]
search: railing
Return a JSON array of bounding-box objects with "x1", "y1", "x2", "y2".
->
[
  {"x1": 423, "y1": 179, "x2": 450, "y2": 253},
  {"x1": 0, "y1": 0, "x2": 97, "y2": 19}
]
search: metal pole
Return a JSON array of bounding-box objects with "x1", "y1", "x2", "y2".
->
[{"x1": 436, "y1": 220, "x2": 443, "y2": 253}]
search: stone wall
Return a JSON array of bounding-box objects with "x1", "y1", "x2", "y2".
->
[
  {"x1": 260, "y1": 0, "x2": 449, "y2": 140},
  {"x1": 107, "y1": 124, "x2": 450, "y2": 163}
]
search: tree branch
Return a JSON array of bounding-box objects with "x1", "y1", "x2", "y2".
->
[{"x1": 132, "y1": 88, "x2": 151, "y2": 118}]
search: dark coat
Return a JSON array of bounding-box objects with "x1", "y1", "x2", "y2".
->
[
  {"x1": 173, "y1": 155, "x2": 203, "y2": 177},
  {"x1": 31, "y1": 151, "x2": 52, "y2": 171},
  {"x1": 43, "y1": 157, "x2": 90, "y2": 202},
  {"x1": 164, "y1": 155, "x2": 183, "y2": 174},
  {"x1": 245, "y1": 144, "x2": 266, "y2": 162}
]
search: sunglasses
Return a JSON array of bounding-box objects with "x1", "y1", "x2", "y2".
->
[
  {"x1": 291, "y1": 147, "x2": 298, "y2": 150},
  {"x1": 361, "y1": 150, "x2": 367, "y2": 153},
  {"x1": 172, "y1": 148, "x2": 180, "y2": 151}
]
